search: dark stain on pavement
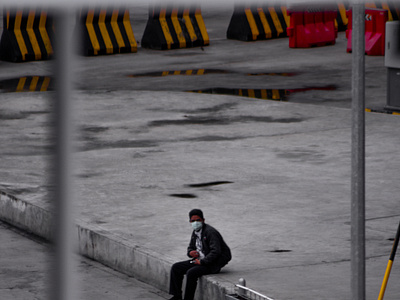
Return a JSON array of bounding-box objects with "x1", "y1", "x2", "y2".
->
[
  {"x1": 80, "y1": 126, "x2": 110, "y2": 133},
  {"x1": 128, "y1": 69, "x2": 296, "y2": 77},
  {"x1": 147, "y1": 103, "x2": 238, "y2": 114},
  {"x1": 181, "y1": 103, "x2": 238, "y2": 114},
  {"x1": 0, "y1": 111, "x2": 32, "y2": 120},
  {"x1": 148, "y1": 115, "x2": 304, "y2": 127},
  {"x1": 186, "y1": 181, "x2": 233, "y2": 188},
  {"x1": 275, "y1": 148, "x2": 326, "y2": 164},
  {"x1": 169, "y1": 193, "x2": 198, "y2": 198},
  {"x1": 186, "y1": 135, "x2": 246, "y2": 142},
  {"x1": 269, "y1": 249, "x2": 292, "y2": 253},
  {"x1": 79, "y1": 140, "x2": 159, "y2": 152}
]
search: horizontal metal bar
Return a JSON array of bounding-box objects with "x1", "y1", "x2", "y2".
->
[{"x1": 236, "y1": 284, "x2": 275, "y2": 300}]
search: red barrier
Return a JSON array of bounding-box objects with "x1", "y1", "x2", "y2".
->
[
  {"x1": 287, "y1": 10, "x2": 337, "y2": 48},
  {"x1": 346, "y1": 8, "x2": 388, "y2": 56}
]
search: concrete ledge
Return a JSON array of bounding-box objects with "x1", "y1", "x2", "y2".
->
[
  {"x1": 0, "y1": 191, "x2": 234, "y2": 299},
  {"x1": 0, "y1": 191, "x2": 53, "y2": 240}
]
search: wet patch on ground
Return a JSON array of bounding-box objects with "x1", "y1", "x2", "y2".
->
[
  {"x1": 148, "y1": 115, "x2": 304, "y2": 127},
  {"x1": 169, "y1": 193, "x2": 197, "y2": 198},
  {"x1": 274, "y1": 148, "x2": 326, "y2": 164},
  {"x1": 128, "y1": 69, "x2": 296, "y2": 77},
  {"x1": 80, "y1": 126, "x2": 110, "y2": 133},
  {"x1": 187, "y1": 85, "x2": 337, "y2": 101},
  {"x1": 186, "y1": 135, "x2": 246, "y2": 142},
  {"x1": 146, "y1": 103, "x2": 238, "y2": 115},
  {"x1": 78, "y1": 140, "x2": 159, "y2": 152},
  {"x1": 186, "y1": 181, "x2": 233, "y2": 188},
  {"x1": 0, "y1": 110, "x2": 39, "y2": 120}
]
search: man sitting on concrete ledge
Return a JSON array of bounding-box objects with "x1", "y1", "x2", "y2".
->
[{"x1": 169, "y1": 209, "x2": 232, "y2": 300}]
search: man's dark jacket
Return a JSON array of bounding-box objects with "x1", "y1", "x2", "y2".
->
[{"x1": 187, "y1": 223, "x2": 232, "y2": 268}]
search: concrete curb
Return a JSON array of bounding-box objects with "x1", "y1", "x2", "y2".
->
[{"x1": 0, "y1": 191, "x2": 234, "y2": 299}]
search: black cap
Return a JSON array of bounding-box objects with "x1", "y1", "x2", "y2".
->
[{"x1": 189, "y1": 209, "x2": 204, "y2": 219}]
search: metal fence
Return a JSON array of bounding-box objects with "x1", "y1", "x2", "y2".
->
[{"x1": 225, "y1": 279, "x2": 275, "y2": 300}]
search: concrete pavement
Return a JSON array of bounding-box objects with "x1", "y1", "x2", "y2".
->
[
  {"x1": 1, "y1": 5, "x2": 400, "y2": 300},
  {"x1": 0, "y1": 220, "x2": 169, "y2": 299},
  {"x1": 1, "y1": 89, "x2": 400, "y2": 299}
]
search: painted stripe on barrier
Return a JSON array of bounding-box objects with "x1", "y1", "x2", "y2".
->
[
  {"x1": 268, "y1": 7, "x2": 284, "y2": 37},
  {"x1": 281, "y1": 6, "x2": 290, "y2": 27},
  {"x1": 245, "y1": 8, "x2": 259, "y2": 40},
  {"x1": 39, "y1": 11, "x2": 53, "y2": 56},
  {"x1": 122, "y1": 10, "x2": 137, "y2": 52},
  {"x1": 183, "y1": 8, "x2": 197, "y2": 42},
  {"x1": 195, "y1": 8, "x2": 209, "y2": 45},
  {"x1": 111, "y1": 10, "x2": 125, "y2": 50},
  {"x1": 86, "y1": 10, "x2": 100, "y2": 55},
  {"x1": 27, "y1": 10, "x2": 41, "y2": 60},
  {"x1": 98, "y1": 10, "x2": 113, "y2": 54},
  {"x1": 258, "y1": 8, "x2": 272, "y2": 39},
  {"x1": 14, "y1": 11, "x2": 28, "y2": 61},
  {"x1": 171, "y1": 9, "x2": 186, "y2": 48},
  {"x1": 160, "y1": 9, "x2": 173, "y2": 50}
]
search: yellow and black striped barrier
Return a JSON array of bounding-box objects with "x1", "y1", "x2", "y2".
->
[
  {"x1": 335, "y1": 1, "x2": 400, "y2": 32},
  {"x1": 141, "y1": 6, "x2": 209, "y2": 50},
  {"x1": 227, "y1": 5, "x2": 290, "y2": 41},
  {"x1": 336, "y1": 2, "x2": 350, "y2": 31},
  {"x1": 0, "y1": 9, "x2": 54, "y2": 62},
  {"x1": 78, "y1": 8, "x2": 137, "y2": 56},
  {"x1": 365, "y1": 1, "x2": 400, "y2": 20},
  {"x1": 0, "y1": 76, "x2": 52, "y2": 92}
]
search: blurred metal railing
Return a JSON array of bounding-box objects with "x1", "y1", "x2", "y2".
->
[{"x1": 225, "y1": 278, "x2": 275, "y2": 300}]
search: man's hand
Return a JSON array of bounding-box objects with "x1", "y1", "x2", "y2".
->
[
  {"x1": 193, "y1": 259, "x2": 201, "y2": 265},
  {"x1": 189, "y1": 250, "x2": 199, "y2": 258}
]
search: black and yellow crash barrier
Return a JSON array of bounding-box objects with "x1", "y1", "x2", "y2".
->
[
  {"x1": 377, "y1": 220, "x2": 400, "y2": 300},
  {"x1": 141, "y1": 6, "x2": 209, "y2": 50},
  {"x1": 336, "y1": 1, "x2": 400, "y2": 32},
  {"x1": 336, "y1": 2, "x2": 350, "y2": 31},
  {"x1": 78, "y1": 8, "x2": 137, "y2": 56},
  {"x1": 365, "y1": 1, "x2": 400, "y2": 21},
  {"x1": 227, "y1": 5, "x2": 290, "y2": 41},
  {"x1": 0, "y1": 76, "x2": 52, "y2": 92},
  {"x1": 0, "y1": 9, "x2": 54, "y2": 62}
]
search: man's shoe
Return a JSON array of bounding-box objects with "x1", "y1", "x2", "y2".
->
[{"x1": 169, "y1": 296, "x2": 182, "y2": 300}]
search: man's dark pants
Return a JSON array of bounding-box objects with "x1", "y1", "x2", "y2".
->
[{"x1": 169, "y1": 260, "x2": 221, "y2": 300}]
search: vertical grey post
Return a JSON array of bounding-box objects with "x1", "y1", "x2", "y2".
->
[
  {"x1": 51, "y1": 8, "x2": 77, "y2": 300},
  {"x1": 351, "y1": 1, "x2": 365, "y2": 300}
]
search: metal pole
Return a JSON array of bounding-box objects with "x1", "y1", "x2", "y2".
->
[
  {"x1": 51, "y1": 8, "x2": 77, "y2": 300},
  {"x1": 377, "y1": 220, "x2": 400, "y2": 300},
  {"x1": 351, "y1": 1, "x2": 366, "y2": 300}
]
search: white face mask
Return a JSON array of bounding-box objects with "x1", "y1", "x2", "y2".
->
[{"x1": 191, "y1": 221, "x2": 203, "y2": 231}]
